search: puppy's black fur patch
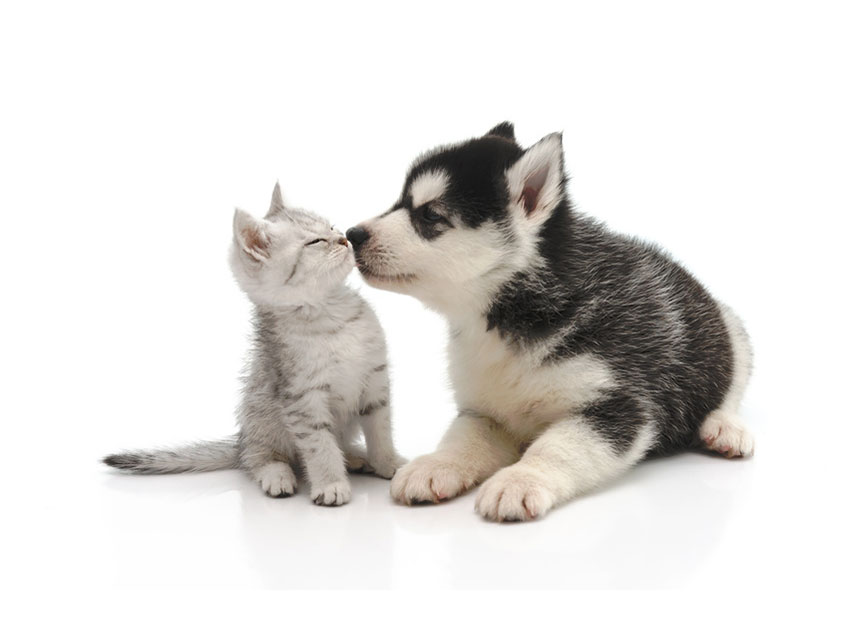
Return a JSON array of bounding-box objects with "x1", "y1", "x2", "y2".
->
[{"x1": 395, "y1": 131, "x2": 523, "y2": 235}]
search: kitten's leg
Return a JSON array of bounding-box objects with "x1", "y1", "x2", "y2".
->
[
  {"x1": 341, "y1": 423, "x2": 371, "y2": 473},
  {"x1": 285, "y1": 389, "x2": 351, "y2": 506},
  {"x1": 240, "y1": 439, "x2": 297, "y2": 498},
  {"x1": 390, "y1": 412, "x2": 520, "y2": 505},
  {"x1": 358, "y1": 404, "x2": 405, "y2": 479},
  {"x1": 344, "y1": 446, "x2": 371, "y2": 474},
  {"x1": 357, "y1": 368, "x2": 405, "y2": 479},
  {"x1": 475, "y1": 396, "x2": 654, "y2": 522}
]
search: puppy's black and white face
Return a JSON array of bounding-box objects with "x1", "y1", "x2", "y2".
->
[{"x1": 349, "y1": 123, "x2": 567, "y2": 311}]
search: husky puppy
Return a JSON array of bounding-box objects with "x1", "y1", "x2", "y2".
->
[
  {"x1": 347, "y1": 123, "x2": 753, "y2": 521},
  {"x1": 104, "y1": 184, "x2": 404, "y2": 506}
]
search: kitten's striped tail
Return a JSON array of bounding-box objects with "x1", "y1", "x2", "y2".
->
[{"x1": 102, "y1": 436, "x2": 239, "y2": 474}]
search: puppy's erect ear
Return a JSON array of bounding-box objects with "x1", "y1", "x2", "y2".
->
[
  {"x1": 265, "y1": 181, "x2": 286, "y2": 218},
  {"x1": 485, "y1": 121, "x2": 516, "y2": 141},
  {"x1": 234, "y1": 209, "x2": 271, "y2": 262},
  {"x1": 505, "y1": 132, "x2": 565, "y2": 226}
]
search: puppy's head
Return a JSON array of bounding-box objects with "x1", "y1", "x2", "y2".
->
[{"x1": 348, "y1": 123, "x2": 568, "y2": 313}]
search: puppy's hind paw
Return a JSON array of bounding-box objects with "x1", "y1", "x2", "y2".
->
[{"x1": 700, "y1": 412, "x2": 755, "y2": 458}]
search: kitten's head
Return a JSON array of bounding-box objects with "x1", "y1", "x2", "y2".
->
[{"x1": 230, "y1": 183, "x2": 354, "y2": 307}]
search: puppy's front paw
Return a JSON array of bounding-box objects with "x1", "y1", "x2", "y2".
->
[
  {"x1": 311, "y1": 480, "x2": 352, "y2": 506},
  {"x1": 257, "y1": 462, "x2": 297, "y2": 498},
  {"x1": 475, "y1": 466, "x2": 554, "y2": 522},
  {"x1": 390, "y1": 454, "x2": 474, "y2": 505}
]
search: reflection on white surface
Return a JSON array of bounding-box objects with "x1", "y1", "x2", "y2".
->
[{"x1": 93, "y1": 451, "x2": 754, "y2": 589}]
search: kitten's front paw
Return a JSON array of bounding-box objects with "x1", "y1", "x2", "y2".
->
[
  {"x1": 370, "y1": 454, "x2": 408, "y2": 480},
  {"x1": 474, "y1": 465, "x2": 555, "y2": 522},
  {"x1": 311, "y1": 480, "x2": 352, "y2": 506},
  {"x1": 257, "y1": 462, "x2": 297, "y2": 498},
  {"x1": 390, "y1": 454, "x2": 474, "y2": 505}
]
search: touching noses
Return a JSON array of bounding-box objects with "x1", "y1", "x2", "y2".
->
[{"x1": 345, "y1": 226, "x2": 370, "y2": 250}]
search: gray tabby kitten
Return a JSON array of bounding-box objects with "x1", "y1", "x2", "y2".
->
[{"x1": 104, "y1": 184, "x2": 404, "y2": 506}]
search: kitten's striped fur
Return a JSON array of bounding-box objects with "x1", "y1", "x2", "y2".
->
[{"x1": 104, "y1": 184, "x2": 403, "y2": 506}]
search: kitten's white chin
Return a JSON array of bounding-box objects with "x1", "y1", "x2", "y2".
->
[{"x1": 339, "y1": 248, "x2": 356, "y2": 273}]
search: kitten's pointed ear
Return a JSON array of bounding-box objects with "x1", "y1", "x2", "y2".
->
[
  {"x1": 234, "y1": 209, "x2": 271, "y2": 262},
  {"x1": 505, "y1": 132, "x2": 566, "y2": 226},
  {"x1": 485, "y1": 121, "x2": 516, "y2": 141},
  {"x1": 266, "y1": 181, "x2": 286, "y2": 218}
]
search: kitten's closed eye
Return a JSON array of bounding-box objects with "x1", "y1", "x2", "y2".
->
[{"x1": 305, "y1": 238, "x2": 327, "y2": 246}]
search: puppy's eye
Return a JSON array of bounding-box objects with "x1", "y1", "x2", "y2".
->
[
  {"x1": 421, "y1": 204, "x2": 445, "y2": 224},
  {"x1": 305, "y1": 238, "x2": 326, "y2": 246}
]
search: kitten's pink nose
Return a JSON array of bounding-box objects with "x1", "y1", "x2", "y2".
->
[{"x1": 337, "y1": 237, "x2": 349, "y2": 247}]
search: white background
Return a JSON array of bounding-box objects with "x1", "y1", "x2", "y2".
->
[{"x1": 1, "y1": 0, "x2": 847, "y2": 603}]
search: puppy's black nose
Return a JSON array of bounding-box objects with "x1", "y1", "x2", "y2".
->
[{"x1": 345, "y1": 226, "x2": 370, "y2": 249}]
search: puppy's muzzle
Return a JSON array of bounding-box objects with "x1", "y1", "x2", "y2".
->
[{"x1": 345, "y1": 226, "x2": 370, "y2": 251}]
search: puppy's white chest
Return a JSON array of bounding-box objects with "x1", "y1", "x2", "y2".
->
[{"x1": 448, "y1": 326, "x2": 615, "y2": 437}]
